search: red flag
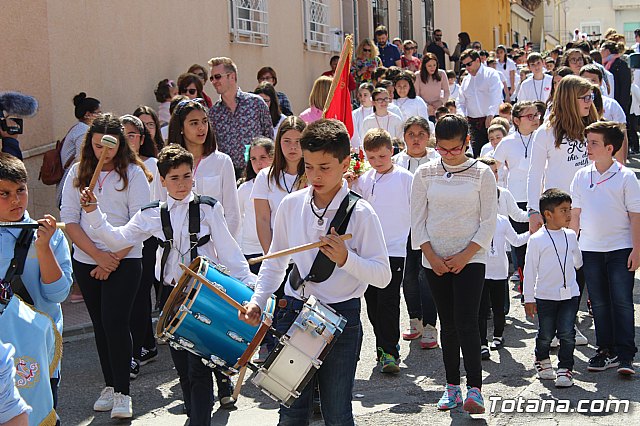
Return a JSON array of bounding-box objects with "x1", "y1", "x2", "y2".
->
[{"x1": 323, "y1": 35, "x2": 354, "y2": 137}]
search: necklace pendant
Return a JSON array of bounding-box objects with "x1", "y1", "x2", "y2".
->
[
  {"x1": 588, "y1": 183, "x2": 596, "y2": 191},
  {"x1": 443, "y1": 172, "x2": 453, "y2": 181},
  {"x1": 98, "y1": 187, "x2": 102, "y2": 193},
  {"x1": 317, "y1": 218, "x2": 324, "y2": 226}
]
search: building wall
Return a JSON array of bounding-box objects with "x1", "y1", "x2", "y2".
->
[
  {"x1": 563, "y1": 0, "x2": 639, "y2": 44},
  {"x1": 434, "y1": 0, "x2": 462, "y2": 70},
  {"x1": 460, "y1": 0, "x2": 511, "y2": 50}
]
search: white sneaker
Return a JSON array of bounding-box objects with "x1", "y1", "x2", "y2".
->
[
  {"x1": 550, "y1": 336, "x2": 560, "y2": 348},
  {"x1": 555, "y1": 368, "x2": 574, "y2": 388},
  {"x1": 402, "y1": 318, "x2": 423, "y2": 340},
  {"x1": 93, "y1": 386, "x2": 114, "y2": 411},
  {"x1": 574, "y1": 326, "x2": 588, "y2": 346},
  {"x1": 535, "y1": 359, "x2": 555, "y2": 380},
  {"x1": 420, "y1": 324, "x2": 439, "y2": 349},
  {"x1": 111, "y1": 392, "x2": 133, "y2": 419}
]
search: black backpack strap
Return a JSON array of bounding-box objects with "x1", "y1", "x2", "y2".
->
[
  {"x1": 158, "y1": 201, "x2": 172, "y2": 288},
  {"x1": 4, "y1": 228, "x2": 36, "y2": 305},
  {"x1": 290, "y1": 191, "x2": 361, "y2": 290},
  {"x1": 142, "y1": 200, "x2": 160, "y2": 211}
]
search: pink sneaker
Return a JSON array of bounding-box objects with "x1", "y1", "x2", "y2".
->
[
  {"x1": 402, "y1": 318, "x2": 423, "y2": 340},
  {"x1": 420, "y1": 324, "x2": 438, "y2": 349}
]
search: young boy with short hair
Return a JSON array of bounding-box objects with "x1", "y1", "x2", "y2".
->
[
  {"x1": 517, "y1": 53, "x2": 553, "y2": 103},
  {"x1": 524, "y1": 189, "x2": 582, "y2": 388},
  {"x1": 241, "y1": 119, "x2": 391, "y2": 424},
  {"x1": 480, "y1": 124, "x2": 507, "y2": 158},
  {"x1": 570, "y1": 121, "x2": 640, "y2": 376},
  {"x1": 352, "y1": 128, "x2": 413, "y2": 372},
  {"x1": 80, "y1": 144, "x2": 254, "y2": 424}
]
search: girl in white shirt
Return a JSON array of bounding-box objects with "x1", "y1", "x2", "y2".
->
[
  {"x1": 156, "y1": 99, "x2": 241, "y2": 239},
  {"x1": 393, "y1": 71, "x2": 430, "y2": 122},
  {"x1": 61, "y1": 113, "x2": 152, "y2": 416},
  {"x1": 496, "y1": 45, "x2": 517, "y2": 98},
  {"x1": 237, "y1": 137, "x2": 274, "y2": 273},
  {"x1": 362, "y1": 88, "x2": 403, "y2": 142},
  {"x1": 351, "y1": 83, "x2": 375, "y2": 150}
]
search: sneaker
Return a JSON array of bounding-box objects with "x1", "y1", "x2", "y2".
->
[
  {"x1": 217, "y1": 376, "x2": 236, "y2": 409},
  {"x1": 437, "y1": 384, "x2": 462, "y2": 410},
  {"x1": 509, "y1": 272, "x2": 519, "y2": 282},
  {"x1": 481, "y1": 345, "x2": 490, "y2": 360},
  {"x1": 463, "y1": 386, "x2": 485, "y2": 414},
  {"x1": 111, "y1": 392, "x2": 133, "y2": 419},
  {"x1": 254, "y1": 345, "x2": 270, "y2": 364},
  {"x1": 420, "y1": 324, "x2": 438, "y2": 349},
  {"x1": 574, "y1": 326, "x2": 588, "y2": 346},
  {"x1": 555, "y1": 368, "x2": 574, "y2": 388},
  {"x1": 588, "y1": 350, "x2": 619, "y2": 372},
  {"x1": 617, "y1": 360, "x2": 635, "y2": 376},
  {"x1": 550, "y1": 336, "x2": 560, "y2": 348},
  {"x1": 130, "y1": 358, "x2": 139, "y2": 380},
  {"x1": 379, "y1": 350, "x2": 400, "y2": 374},
  {"x1": 490, "y1": 336, "x2": 504, "y2": 350},
  {"x1": 69, "y1": 292, "x2": 84, "y2": 304},
  {"x1": 586, "y1": 299, "x2": 593, "y2": 317},
  {"x1": 139, "y1": 346, "x2": 158, "y2": 366},
  {"x1": 93, "y1": 386, "x2": 114, "y2": 411},
  {"x1": 535, "y1": 359, "x2": 555, "y2": 380},
  {"x1": 402, "y1": 318, "x2": 423, "y2": 340}
]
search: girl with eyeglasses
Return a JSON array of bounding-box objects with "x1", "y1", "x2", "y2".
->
[
  {"x1": 361, "y1": 88, "x2": 403, "y2": 144},
  {"x1": 133, "y1": 105, "x2": 165, "y2": 153},
  {"x1": 415, "y1": 53, "x2": 450, "y2": 121},
  {"x1": 352, "y1": 39, "x2": 382, "y2": 87},
  {"x1": 410, "y1": 114, "x2": 497, "y2": 414},
  {"x1": 495, "y1": 45, "x2": 517, "y2": 100},
  {"x1": 177, "y1": 73, "x2": 204, "y2": 101}
]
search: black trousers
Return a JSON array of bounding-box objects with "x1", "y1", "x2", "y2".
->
[
  {"x1": 364, "y1": 257, "x2": 404, "y2": 359},
  {"x1": 159, "y1": 285, "x2": 230, "y2": 425},
  {"x1": 478, "y1": 279, "x2": 506, "y2": 345},
  {"x1": 74, "y1": 258, "x2": 141, "y2": 395},
  {"x1": 130, "y1": 237, "x2": 157, "y2": 359},
  {"x1": 628, "y1": 114, "x2": 639, "y2": 152},
  {"x1": 425, "y1": 263, "x2": 485, "y2": 389},
  {"x1": 510, "y1": 201, "x2": 529, "y2": 279},
  {"x1": 468, "y1": 117, "x2": 489, "y2": 158}
]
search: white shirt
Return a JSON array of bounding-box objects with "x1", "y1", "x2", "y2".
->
[
  {"x1": 570, "y1": 161, "x2": 640, "y2": 252},
  {"x1": 497, "y1": 58, "x2": 517, "y2": 87},
  {"x1": 410, "y1": 159, "x2": 498, "y2": 268},
  {"x1": 274, "y1": 114, "x2": 287, "y2": 138},
  {"x1": 393, "y1": 97, "x2": 429, "y2": 121},
  {"x1": 479, "y1": 146, "x2": 508, "y2": 187},
  {"x1": 493, "y1": 130, "x2": 535, "y2": 202},
  {"x1": 602, "y1": 96, "x2": 626, "y2": 123},
  {"x1": 352, "y1": 166, "x2": 413, "y2": 257},
  {"x1": 523, "y1": 227, "x2": 582, "y2": 303},
  {"x1": 250, "y1": 181, "x2": 391, "y2": 310},
  {"x1": 486, "y1": 215, "x2": 529, "y2": 280},
  {"x1": 458, "y1": 64, "x2": 503, "y2": 118},
  {"x1": 351, "y1": 106, "x2": 374, "y2": 150},
  {"x1": 517, "y1": 74, "x2": 553, "y2": 102},
  {"x1": 251, "y1": 167, "x2": 305, "y2": 229},
  {"x1": 60, "y1": 163, "x2": 151, "y2": 263},
  {"x1": 527, "y1": 123, "x2": 589, "y2": 211},
  {"x1": 84, "y1": 191, "x2": 256, "y2": 288},
  {"x1": 498, "y1": 186, "x2": 528, "y2": 222},
  {"x1": 449, "y1": 82, "x2": 460, "y2": 102},
  {"x1": 151, "y1": 150, "x2": 241, "y2": 239},
  {"x1": 238, "y1": 179, "x2": 263, "y2": 255},
  {"x1": 393, "y1": 149, "x2": 440, "y2": 174},
  {"x1": 362, "y1": 112, "x2": 404, "y2": 141}
]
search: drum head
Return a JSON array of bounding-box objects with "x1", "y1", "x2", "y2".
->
[{"x1": 155, "y1": 257, "x2": 205, "y2": 339}]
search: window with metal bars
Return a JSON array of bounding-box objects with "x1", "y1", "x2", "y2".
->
[
  {"x1": 303, "y1": 0, "x2": 330, "y2": 52},
  {"x1": 229, "y1": 0, "x2": 269, "y2": 46}
]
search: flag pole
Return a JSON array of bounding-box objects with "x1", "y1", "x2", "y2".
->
[{"x1": 322, "y1": 34, "x2": 353, "y2": 118}]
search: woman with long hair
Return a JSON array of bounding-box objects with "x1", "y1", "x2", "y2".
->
[
  {"x1": 254, "y1": 81, "x2": 286, "y2": 137},
  {"x1": 133, "y1": 105, "x2": 165, "y2": 153},
  {"x1": 352, "y1": 39, "x2": 383, "y2": 86},
  {"x1": 495, "y1": 45, "x2": 517, "y2": 99},
  {"x1": 546, "y1": 66, "x2": 574, "y2": 112},
  {"x1": 299, "y1": 76, "x2": 332, "y2": 124},
  {"x1": 187, "y1": 64, "x2": 213, "y2": 107},
  {"x1": 451, "y1": 32, "x2": 472, "y2": 74},
  {"x1": 60, "y1": 113, "x2": 152, "y2": 418},
  {"x1": 414, "y1": 53, "x2": 450, "y2": 120}
]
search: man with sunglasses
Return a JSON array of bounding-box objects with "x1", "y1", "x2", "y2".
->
[
  {"x1": 425, "y1": 29, "x2": 450, "y2": 71},
  {"x1": 374, "y1": 25, "x2": 402, "y2": 68},
  {"x1": 457, "y1": 49, "x2": 503, "y2": 158},
  {"x1": 207, "y1": 57, "x2": 273, "y2": 178}
]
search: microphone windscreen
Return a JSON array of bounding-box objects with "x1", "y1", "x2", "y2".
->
[{"x1": 0, "y1": 92, "x2": 38, "y2": 117}]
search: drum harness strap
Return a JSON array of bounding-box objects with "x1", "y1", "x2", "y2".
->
[
  {"x1": 289, "y1": 190, "x2": 361, "y2": 296},
  {"x1": 142, "y1": 194, "x2": 217, "y2": 305},
  {"x1": 1, "y1": 227, "x2": 36, "y2": 306}
]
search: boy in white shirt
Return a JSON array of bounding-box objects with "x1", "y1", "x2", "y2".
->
[
  {"x1": 570, "y1": 122, "x2": 640, "y2": 376},
  {"x1": 517, "y1": 53, "x2": 553, "y2": 103},
  {"x1": 241, "y1": 119, "x2": 391, "y2": 425},
  {"x1": 80, "y1": 145, "x2": 254, "y2": 424},
  {"x1": 352, "y1": 128, "x2": 414, "y2": 373},
  {"x1": 524, "y1": 189, "x2": 582, "y2": 388}
]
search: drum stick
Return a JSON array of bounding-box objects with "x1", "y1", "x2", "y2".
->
[
  {"x1": 232, "y1": 365, "x2": 248, "y2": 400},
  {"x1": 178, "y1": 263, "x2": 248, "y2": 314},
  {"x1": 248, "y1": 233, "x2": 352, "y2": 265},
  {"x1": 0, "y1": 222, "x2": 66, "y2": 231},
  {"x1": 87, "y1": 135, "x2": 118, "y2": 191}
]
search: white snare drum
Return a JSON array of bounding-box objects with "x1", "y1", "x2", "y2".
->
[{"x1": 251, "y1": 295, "x2": 347, "y2": 407}]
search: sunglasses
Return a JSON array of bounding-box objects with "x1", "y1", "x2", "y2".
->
[
  {"x1": 181, "y1": 88, "x2": 197, "y2": 95},
  {"x1": 461, "y1": 60, "x2": 473, "y2": 67},
  {"x1": 363, "y1": 48, "x2": 372, "y2": 52},
  {"x1": 577, "y1": 93, "x2": 595, "y2": 103},
  {"x1": 209, "y1": 72, "x2": 231, "y2": 82},
  {"x1": 435, "y1": 144, "x2": 465, "y2": 155}
]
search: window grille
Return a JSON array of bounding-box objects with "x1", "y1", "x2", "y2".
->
[
  {"x1": 303, "y1": 0, "x2": 330, "y2": 52},
  {"x1": 229, "y1": 0, "x2": 269, "y2": 46}
]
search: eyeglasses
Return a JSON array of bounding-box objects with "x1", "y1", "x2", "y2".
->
[
  {"x1": 181, "y1": 88, "x2": 197, "y2": 95},
  {"x1": 125, "y1": 133, "x2": 142, "y2": 141},
  {"x1": 374, "y1": 97, "x2": 391, "y2": 103},
  {"x1": 568, "y1": 57, "x2": 584, "y2": 64},
  {"x1": 258, "y1": 75, "x2": 275, "y2": 82},
  {"x1": 519, "y1": 113, "x2": 542, "y2": 121},
  {"x1": 210, "y1": 72, "x2": 231, "y2": 82},
  {"x1": 577, "y1": 92, "x2": 595, "y2": 103},
  {"x1": 142, "y1": 121, "x2": 156, "y2": 130},
  {"x1": 435, "y1": 144, "x2": 465, "y2": 155},
  {"x1": 363, "y1": 48, "x2": 372, "y2": 52},
  {"x1": 461, "y1": 60, "x2": 473, "y2": 67}
]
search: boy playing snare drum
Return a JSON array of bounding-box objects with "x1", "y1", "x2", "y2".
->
[
  {"x1": 241, "y1": 119, "x2": 391, "y2": 425},
  {"x1": 80, "y1": 144, "x2": 255, "y2": 425}
]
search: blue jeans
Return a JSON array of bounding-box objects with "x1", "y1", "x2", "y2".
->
[
  {"x1": 535, "y1": 297, "x2": 579, "y2": 370},
  {"x1": 403, "y1": 237, "x2": 438, "y2": 326},
  {"x1": 277, "y1": 296, "x2": 362, "y2": 426},
  {"x1": 582, "y1": 249, "x2": 637, "y2": 361}
]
